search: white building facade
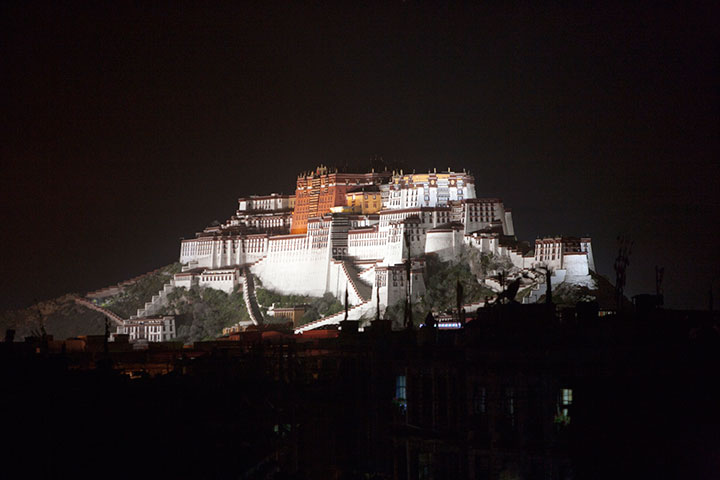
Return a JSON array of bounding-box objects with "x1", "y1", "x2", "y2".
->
[
  {"x1": 116, "y1": 316, "x2": 176, "y2": 343},
  {"x1": 176, "y1": 169, "x2": 595, "y2": 327}
]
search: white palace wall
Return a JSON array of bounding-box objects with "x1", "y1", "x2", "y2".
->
[
  {"x1": 581, "y1": 239, "x2": 595, "y2": 271},
  {"x1": 347, "y1": 227, "x2": 386, "y2": 261},
  {"x1": 180, "y1": 235, "x2": 268, "y2": 269},
  {"x1": 562, "y1": 253, "x2": 590, "y2": 276},
  {"x1": 179, "y1": 179, "x2": 596, "y2": 318},
  {"x1": 252, "y1": 238, "x2": 330, "y2": 298},
  {"x1": 425, "y1": 229, "x2": 465, "y2": 261}
]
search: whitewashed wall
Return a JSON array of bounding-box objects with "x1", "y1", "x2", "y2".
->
[
  {"x1": 252, "y1": 246, "x2": 330, "y2": 298},
  {"x1": 562, "y1": 253, "x2": 590, "y2": 276}
]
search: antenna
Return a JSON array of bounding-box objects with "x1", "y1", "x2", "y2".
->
[
  {"x1": 655, "y1": 266, "x2": 664, "y2": 297},
  {"x1": 614, "y1": 236, "x2": 633, "y2": 311}
]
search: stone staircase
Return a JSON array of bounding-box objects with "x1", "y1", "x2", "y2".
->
[
  {"x1": 340, "y1": 259, "x2": 372, "y2": 302},
  {"x1": 133, "y1": 281, "x2": 176, "y2": 319},
  {"x1": 294, "y1": 299, "x2": 373, "y2": 334},
  {"x1": 242, "y1": 267, "x2": 264, "y2": 325},
  {"x1": 73, "y1": 297, "x2": 125, "y2": 326}
]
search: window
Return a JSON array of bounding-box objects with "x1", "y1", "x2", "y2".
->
[
  {"x1": 395, "y1": 375, "x2": 407, "y2": 412},
  {"x1": 504, "y1": 387, "x2": 516, "y2": 428},
  {"x1": 560, "y1": 388, "x2": 572, "y2": 416},
  {"x1": 556, "y1": 388, "x2": 573, "y2": 426},
  {"x1": 472, "y1": 384, "x2": 487, "y2": 415},
  {"x1": 418, "y1": 452, "x2": 434, "y2": 480}
]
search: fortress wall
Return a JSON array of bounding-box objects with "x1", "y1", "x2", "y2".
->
[
  {"x1": 181, "y1": 236, "x2": 270, "y2": 269},
  {"x1": 425, "y1": 230, "x2": 457, "y2": 261},
  {"x1": 383, "y1": 237, "x2": 405, "y2": 265},
  {"x1": 581, "y1": 239, "x2": 595, "y2": 271},
  {"x1": 376, "y1": 265, "x2": 425, "y2": 309},
  {"x1": 193, "y1": 254, "x2": 214, "y2": 269},
  {"x1": 348, "y1": 230, "x2": 387, "y2": 260},
  {"x1": 411, "y1": 270, "x2": 426, "y2": 302},
  {"x1": 464, "y1": 234, "x2": 501, "y2": 256},
  {"x1": 250, "y1": 229, "x2": 332, "y2": 297},
  {"x1": 180, "y1": 238, "x2": 214, "y2": 266},
  {"x1": 198, "y1": 269, "x2": 239, "y2": 294},
  {"x1": 463, "y1": 235, "x2": 482, "y2": 252},
  {"x1": 406, "y1": 225, "x2": 426, "y2": 258},
  {"x1": 533, "y1": 257, "x2": 563, "y2": 271},
  {"x1": 563, "y1": 253, "x2": 590, "y2": 276},
  {"x1": 551, "y1": 269, "x2": 567, "y2": 285},
  {"x1": 198, "y1": 277, "x2": 236, "y2": 293},
  {"x1": 507, "y1": 249, "x2": 526, "y2": 269},
  {"x1": 504, "y1": 211, "x2": 515, "y2": 236},
  {"x1": 522, "y1": 255, "x2": 535, "y2": 269},
  {"x1": 253, "y1": 250, "x2": 329, "y2": 297},
  {"x1": 239, "y1": 236, "x2": 268, "y2": 266},
  {"x1": 173, "y1": 274, "x2": 194, "y2": 290}
]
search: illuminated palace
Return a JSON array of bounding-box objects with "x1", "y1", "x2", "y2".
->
[{"x1": 171, "y1": 165, "x2": 595, "y2": 332}]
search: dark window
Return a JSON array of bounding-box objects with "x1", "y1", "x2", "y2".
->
[
  {"x1": 504, "y1": 387, "x2": 516, "y2": 428},
  {"x1": 472, "y1": 384, "x2": 487, "y2": 415},
  {"x1": 395, "y1": 375, "x2": 407, "y2": 413}
]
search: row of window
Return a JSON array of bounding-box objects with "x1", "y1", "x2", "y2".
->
[
  {"x1": 397, "y1": 375, "x2": 574, "y2": 427},
  {"x1": 202, "y1": 275, "x2": 234, "y2": 282}
]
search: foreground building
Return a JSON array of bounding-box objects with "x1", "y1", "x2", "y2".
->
[
  {"x1": 4, "y1": 304, "x2": 717, "y2": 479},
  {"x1": 114, "y1": 316, "x2": 176, "y2": 343}
]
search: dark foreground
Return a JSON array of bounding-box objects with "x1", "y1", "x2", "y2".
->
[{"x1": 1, "y1": 303, "x2": 719, "y2": 479}]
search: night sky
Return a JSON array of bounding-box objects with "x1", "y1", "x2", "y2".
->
[{"x1": 2, "y1": 2, "x2": 718, "y2": 311}]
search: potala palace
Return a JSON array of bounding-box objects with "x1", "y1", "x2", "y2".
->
[{"x1": 163, "y1": 166, "x2": 595, "y2": 334}]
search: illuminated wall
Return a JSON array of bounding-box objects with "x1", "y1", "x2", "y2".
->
[
  {"x1": 291, "y1": 166, "x2": 391, "y2": 234},
  {"x1": 346, "y1": 187, "x2": 382, "y2": 214}
]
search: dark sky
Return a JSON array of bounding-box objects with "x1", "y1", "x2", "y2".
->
[{"x1": 2, "y1": 1, "x2": 718, "y2": 311}]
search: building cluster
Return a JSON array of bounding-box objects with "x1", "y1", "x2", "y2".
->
[
  {"x1": 94, "y1": 165, "x2": 596, "y2": 340},
  {"x1": 4, "y1": 303, "x2": 716, "y2": 479},
  {"x1": 170, "y1": 165, "x2": 596, "y2": 332}
]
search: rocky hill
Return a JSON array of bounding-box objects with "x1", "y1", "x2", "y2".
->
[
  {"x1": 99, "y1": 263, "x2": 181, "y2": 318},
  {"x1": 537, "y1": 271, "x2": 630, "y2": 310},
  {"x1": 158, "y1": 285, "x2": 251, "y2": 342},
  {"x1": 0, "y1": 264, "x2": 182, "y2": 341},
  {"x1": 0, "y1": 295, "x2": 108, "y2": 341},
  {"x1": 1, "y1": 255, "x2": 625, "y2": 342}
]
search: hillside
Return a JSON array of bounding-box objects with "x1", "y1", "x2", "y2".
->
[
  {"x1": 0, "y1": 257, "x2": 628, "y2": 343},
  {"x1": 158, "y1": 285, "x2": 252, "y2": 343},
  {"x1": 537, "y1": 271, "x2": 630, "y2": 310},
  {"x1": 255, "y1": 286, "x2": 344, "y2": 327},
  {"x1": 0, "y1": 295, "x2": 108, "y2": 341},
  {"x1": 99, "y1": 263, "x2": 181, "y2": 318},
  {"x1": 0, "y1": 263, "x2": 184, "y2": 341}
]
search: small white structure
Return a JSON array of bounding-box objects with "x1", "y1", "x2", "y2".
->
[
  {"x1": 533, "y1": 237, "x2": 594, "y2": 274},
  {"x1": 198, "y1": 268, "x2": 240, "y2": 293},
  {"x1": 116, "y1": 316, "x2": 176, "y2": 343},
  {"x1": 237, "y1": 193, "x2": 294, "y2": 212}
]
